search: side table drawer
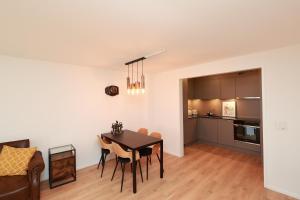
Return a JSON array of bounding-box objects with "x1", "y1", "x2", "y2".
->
[{"x1": 51, "y1": 157, "x2": 75, "y2": 181}]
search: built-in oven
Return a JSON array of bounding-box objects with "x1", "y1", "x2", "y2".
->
[{"x1": 234, "y1": 120, "x2": 260, "y2": 145}]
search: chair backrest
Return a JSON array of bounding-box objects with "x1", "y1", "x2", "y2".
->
[
  {"x1": 137, "y1": 128, "x2": 148, "y2": 136},
  {"x1": 112, "y1": 142, "x2": 130, "y2": 158},
  {"x1": 97, "y1": 135, "x2": 112, "y2": 150},
  {"x1": 150, "y1": 132, "x2": 162, "y2": 139},
  {"x1": 0, "y1": 139, "x2": 30, "y2": 152},
  {"x1": 150, "y1": 132, "x2": 162, "y2": 155}
]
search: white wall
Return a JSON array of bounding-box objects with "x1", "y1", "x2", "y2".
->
[
  {"x1": 147, "y1": 44, "x2": 300, "y2": 199},
  {"x1": 0, "y1": 55, "x2": 148, "y2": 180}
]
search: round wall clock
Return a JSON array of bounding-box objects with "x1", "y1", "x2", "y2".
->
[{"x1": 105, "y1": 85, "x2": 119, "y2": 96}]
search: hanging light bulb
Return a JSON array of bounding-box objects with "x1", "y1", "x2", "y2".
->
[
  {"x1": 127, "y1": 64, "x2": 131, "y2": 94},
  {"x1": 141, "y1": 59, "x2": 145, "y2": 93},
  {"x1": 136, "y1": 61, "x2": 140, "y2": 95},
  {"x1": 131, "y1": 63, "x2": 135, "y2": 95},
  {"x1": 127, "y1": 84, "x2": 131, "y2": 95},
  {"x1": 131, "y1": 83, "x2": 135, "y2": 95}
]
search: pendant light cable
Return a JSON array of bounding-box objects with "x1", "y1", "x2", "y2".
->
[
  {"x1": 137, "y1": 61, "x2": 139, "y2": 83},
  {"x1": 131, "y1": 63, "x2": 134, "y2": 83},
  {"x1": 142, "y1": 60, "x2": 144, "y2": 75}
]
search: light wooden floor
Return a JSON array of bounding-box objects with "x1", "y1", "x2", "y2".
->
[{"x1": 41, "y1": 144, "x2": 294, "y2": 200}]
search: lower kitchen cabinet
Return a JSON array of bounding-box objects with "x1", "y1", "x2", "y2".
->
[
  {"x1": 184, "y1": 118, "x2": 197, "y2": 144},
  {"x1": 197, "y1": 118, "x2": 261, "y2": 153},
  {"x1": 218, "y1": 119, "x2": 234, "y2": 147},
  {"x1": 197, "y1": 118, "x2": 218, "y2": 143}
]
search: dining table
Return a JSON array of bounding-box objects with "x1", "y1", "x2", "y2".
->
[{"x1": 101, "y1": 129, "x2": 164, "y2": 193}]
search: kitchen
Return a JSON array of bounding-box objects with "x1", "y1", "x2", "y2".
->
[{"x1": 182, "y1": 69, "x2": 262, "y2": 156}]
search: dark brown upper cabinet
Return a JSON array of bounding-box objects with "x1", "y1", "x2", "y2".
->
[
  {"x1": 187, "y1": 79, "x2": 194, "y2": 99},
  {"x1": 236, "y1": 70, "x2": 261, "y2": 98},
  {"x1": 220, "y1": 76, "x2": 236, "y2": 99},
  {"x1": 194, "y1": 77, "x2": 220, "y2": 99}
]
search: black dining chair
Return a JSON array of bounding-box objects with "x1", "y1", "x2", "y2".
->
[
  {"x1": 138, "y1": 131, "x2": 162, "y2": 180},
  {"x1": 97, "y1": 135, "x2": 113, "y2": 178},
  {"x1": 111, "y1": 142, "x2": 143, "y2": 192}
]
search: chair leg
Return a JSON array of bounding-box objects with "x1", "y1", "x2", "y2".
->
[
  {"x1": 111, "y1": 159, "x2": 119, "y2": 181},
  {"x1": 138, "y1": 160, "x2": 143, "y2": 183},
  {"x1": 130, "y1": 163, "x2": 132, "y2": 173},
  {"x1": 149, "y1": 155, "x2": 152, "y2": 165},
  {"x1": 97, "y1": 153, "x2": 103, "y2": 169},
  {"x1": 100, "y1": 153, "x2": 107, "y2": 178},
  {"x1": 146, "y1": 156, "x2": 149, "y2": 180},
  {"x1": 120, "y1": 162, "x2": 125, "y2": 192}
]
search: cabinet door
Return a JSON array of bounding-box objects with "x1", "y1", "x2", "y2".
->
[
  {"x1": 218, "y1": 119, "x2": 234, "y2": 146},
  {"x1": 236, "y1": 70, "x2": 261, "y2": 98},
  {"x1": 194, "y1": 77, "x2": 220, "y2": 99},
  {"x1": 194, "y1": 78, "x2": 205, "y2": 99},
  {"x1": 206, "y1": 78, "x2": 221, "y2": 99},
  {"x1": 187, "y1": 79, "x2": 194, "y2": 99},
  {"x1": 197, "y1": 118, "x2": 218, "y2": 143},
  {"x1": 220, "y1": 77, "x2": 236, "y2": 99},
  {"x1": 184, "y1": 118, "x2": 197, "y2": 144}
]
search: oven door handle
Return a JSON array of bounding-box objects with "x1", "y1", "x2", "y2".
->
[{"x1": 233, "y1": 124, "x2": 260, "y2": 129}]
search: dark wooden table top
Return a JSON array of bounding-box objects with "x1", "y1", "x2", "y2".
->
[{"x1": 101, "y1": 129, "x2": 162, "y2": 150}]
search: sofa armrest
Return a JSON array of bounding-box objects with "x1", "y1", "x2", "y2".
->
[{"x1": 28, "y1": 151, "x2": 45, "y2": 200}]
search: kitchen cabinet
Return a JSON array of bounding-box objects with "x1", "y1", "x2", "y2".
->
[
  {"x1": 236, "y1": 71, "x2": 261, "y2": 98},
  {"x1": 194, "y1": 77, "x2": 220, "y2": 99},
  {"x1": 218, "y1": 119, "x2": 234, "y2": 146},
  {"x1": 197, "y1": 118, "x2": 218, "y2": 143},
  {"x1": 220, "y1": 77, "x2": 236, "y2": 99},
  {"x1": 187, "y1": 79, "x2": 194, "y2": 99},
  {"x1": 196, "y1": 118, "x2": 261, "y2": 153},
  {"x1": 184, "y1": 118, "x2": 197, "y2": 144}
]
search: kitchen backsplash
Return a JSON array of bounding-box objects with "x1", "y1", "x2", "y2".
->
[{"x1": 188, "y1": 98, "x2": 261, "y2": 119}]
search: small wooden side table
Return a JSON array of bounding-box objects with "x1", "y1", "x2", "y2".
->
[{"x1": 48, "y1": 144, "x2": 76, "y2": 188}]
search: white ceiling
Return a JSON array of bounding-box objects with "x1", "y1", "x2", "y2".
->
[{"x1": 0, "y1": 0, "x2": 300, "y2": 72}]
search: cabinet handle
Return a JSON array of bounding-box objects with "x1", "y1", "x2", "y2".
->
[{"x1": 233, "y1": 124, "x2": 260, "y2": 129}]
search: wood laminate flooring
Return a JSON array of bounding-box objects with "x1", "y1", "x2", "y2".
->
[{"x1": 41, "y1": 143, "x2": 294, "y2": 200}]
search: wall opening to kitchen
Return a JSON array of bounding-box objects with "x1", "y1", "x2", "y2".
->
[{"x1": 181, "y1": 68, "x2": 263, "y2": 159}]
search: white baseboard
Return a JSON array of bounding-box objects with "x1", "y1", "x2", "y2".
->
[{"x1": 265, "y1": 184, "x2": 300, "y2": 200}]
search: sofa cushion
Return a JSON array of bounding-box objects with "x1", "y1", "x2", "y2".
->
[
  {"x1": 0, "y1": 175, "x2": 29, "y2": 200},
  {"x1": 0, "y1": 145, "x2": 36, "y2": 176}
]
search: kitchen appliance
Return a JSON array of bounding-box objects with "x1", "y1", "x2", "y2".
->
[
  {"x1": 234, "y1": 120, "x2": 260, "y2": 145},
  {"x1": 206, "y1": 112, "x2": 214, "y2": 116},
  {"x1": 188, "y1": 109, "x2": 192, "y2": 118},
  {"x1": 192, "y1": 109, "x2": 198, "y2": 117}
]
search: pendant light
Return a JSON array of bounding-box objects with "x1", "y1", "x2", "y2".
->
[{"x1": 125, "y1": 57, "x2": 146, "y2": 95}]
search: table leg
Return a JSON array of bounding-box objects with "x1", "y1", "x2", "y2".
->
[
  {"x1": 160, "y1": 141, "x2": 164, "y2": 178},
  {"x1": 132, "y1": 149, "x2": 137, "y2": 193}
]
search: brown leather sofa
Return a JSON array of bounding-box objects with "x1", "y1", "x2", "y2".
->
[{"x1": 0, "y1": 139, "x2": 45, "y2": 200}]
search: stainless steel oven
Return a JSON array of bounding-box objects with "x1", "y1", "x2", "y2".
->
[{"x1": 234, "y1": 120, "x2": 260, "y2": 145}]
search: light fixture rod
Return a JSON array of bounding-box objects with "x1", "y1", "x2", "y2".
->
[{"x1": 125, "y1": 57, "x2": 146, "y2": 66}]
